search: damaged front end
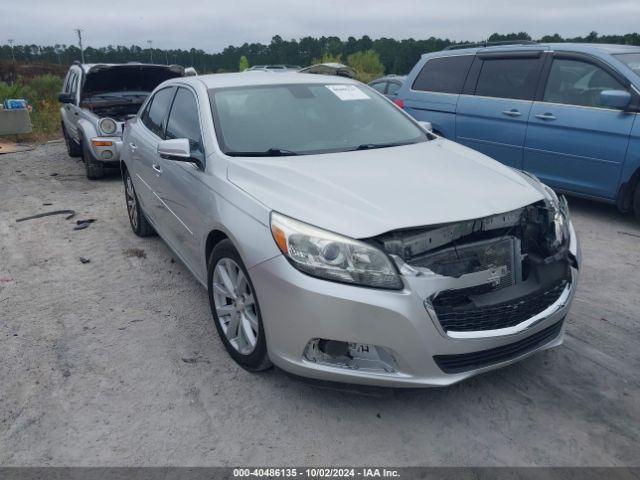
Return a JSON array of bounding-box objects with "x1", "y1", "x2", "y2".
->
[{"x1": 373, "y1": 196, "x2": 578, "y2": 339}]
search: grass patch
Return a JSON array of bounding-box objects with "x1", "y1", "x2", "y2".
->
[{"x1": 0, "y1": 74, "x2": 63, "y2": 143}]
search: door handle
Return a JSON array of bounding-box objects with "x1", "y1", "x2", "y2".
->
[
  {"x1": 129, "y1": 143, "x2": 138, "y2": 150},
  {"x1": 502, "y1": 109, "x2": 522, "y2": 117},
  {"x1": 152, "y1": 164, "x2": 163, "y2": 174},
  {"x1": 535, "y1": 113, "x2": 557, "y2": 121}
]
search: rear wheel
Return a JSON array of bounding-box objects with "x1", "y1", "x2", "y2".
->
[
  {"x1": 124, "y1": 168, "x2": 155, "y2": 237},
  {"x1": 62, "y1": 124, "x2": 81, "y2": 157},
  {"x1": 81, "y1": 135, "x2": 105, "y2": 180},
  {"x1": 207, "y1": 240, "x2": 271, "y2": 371}
]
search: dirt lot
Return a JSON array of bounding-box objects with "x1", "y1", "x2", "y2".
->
[{"x1": 1, "y1": 142, "x2": 639, "y2": 466}]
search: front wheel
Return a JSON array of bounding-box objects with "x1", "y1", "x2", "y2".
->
[{"x1": 207, "y1": 240, "x2": 271, "y2": 371}]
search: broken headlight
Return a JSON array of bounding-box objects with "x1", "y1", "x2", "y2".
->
[
  {"x1": 270, "y1": 212, "x2": 402, "y2": 290},
  {"x1": 542, "y1": 184, "x2": 571, "y2": 249}
]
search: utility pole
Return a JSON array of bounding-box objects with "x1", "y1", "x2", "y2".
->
[
  {"x1": 147, "y1": 40, "x2": 153, "y2": 63},
  {"x1": 7, "y1": 39, "x2": 15, "y2": 63},
  {"x1": 74, "y1": 29, "x2": 85, "y2": 63}
]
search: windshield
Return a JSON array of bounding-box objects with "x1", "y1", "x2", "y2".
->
[
  {"x1": 209, "y1": 83, "x2": 428, "y2": 156},
  {"x1": 615, "y1": 53, "x2": 640, "y2": 77}
]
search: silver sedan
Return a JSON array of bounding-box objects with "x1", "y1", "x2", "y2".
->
[{"x1": 120, "y1": 72, "x2": 580, "y2": 387}]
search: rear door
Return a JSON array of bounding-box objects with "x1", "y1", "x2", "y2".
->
[
  {"x1": 523, "y1": 54, "x2": 636, "y2": 199},
  {"x1": 63, "y1": 71, "x2": 81, "y2": 141},
  {"x1": 456, "y1": 52, "x2": 545, "y2": 169}
]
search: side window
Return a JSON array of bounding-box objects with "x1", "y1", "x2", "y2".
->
[
  {"x1": 141, "y1": 87, "x2": 175, "y2": 138},
  {"x1": 412, "y1": 56, "x2": 474, "y2": 94},
  {"x1": 67, "y1": 72, "x2": 79, "y2": 100},
  {"x1": 165, "y1": 87, "x2": 203, "y2": 157},
  {"x1": 387, "y1": 82, "x2": 401, "y2": 95},
  {"x1": 475, "y1": 58, "x2": 541, "y2": 100},
  {"x1": 543, "y1": 58, "x2": 626, "y2": 108},
  {"x1": 370, "y1": 81, "x2": 387, "y2": 94},
  {"x1": 63, "y1": 71, "x2": 73, "y2": 92}
]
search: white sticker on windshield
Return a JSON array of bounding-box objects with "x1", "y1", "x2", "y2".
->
[{"x1": 326, "y1": 85, "x2": 370, "y2": 101}]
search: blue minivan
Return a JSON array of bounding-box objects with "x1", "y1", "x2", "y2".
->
[{"x1": 396, "y1": 42, "x2": 640, "y2": 221}]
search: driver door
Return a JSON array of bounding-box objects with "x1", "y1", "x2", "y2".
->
[{"x1": 523, "y1": 55, "x2": 635, "y2": 199}]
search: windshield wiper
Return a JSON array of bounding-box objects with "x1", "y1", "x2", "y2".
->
[
  {"x1": 352, "y1": 141, "x2": 416, "y2": 151},
  {"x1": 227, "y1": 148, "x2": 301, "y2": 157}
]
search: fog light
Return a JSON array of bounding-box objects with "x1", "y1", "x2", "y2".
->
[
  {"x1": 303, "y1": 338, "x2": 398, "y2": 373},
  {"x1": 101, "y1": 150, "x2": 113, "y2": 160}
]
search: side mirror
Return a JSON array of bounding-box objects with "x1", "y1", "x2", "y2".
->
[
  {"x1": 157, "y1": 138, "x2": 194, "y2": 162},
  {"x1": 58, "y1": 92, "x2": 74, "y2": 104},
  {"x1": 600, "y1": 90, "x2": 632, "y2": 110},
  {"x1": 418, "y1": 121, "x2": 433, "y2": 133}
]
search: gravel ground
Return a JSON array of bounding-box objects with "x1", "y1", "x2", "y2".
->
[{"x1": 1, "y1": 141, "x2": 639, "y2": 467}]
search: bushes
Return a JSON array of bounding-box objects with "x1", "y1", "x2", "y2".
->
[
  {"x1": 0, "y1": 74, "x2": 63, "y2": 141},
  {"x1": 238, "y1": 55, "x2": 249, "y2": 71},
  {"x1": 346, "y1": 50, "x2": 385, "y2": 83}
]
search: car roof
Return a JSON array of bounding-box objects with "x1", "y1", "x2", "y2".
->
[
  {"x1": 75, "y1": 62, "x2": 182, "y2": 74},
  {"x1": 191, "y1": 71, "x2": 361, "y2": 89},
  {"x1": 423, "y1": 42, "x2": 640, "y2": 58}
]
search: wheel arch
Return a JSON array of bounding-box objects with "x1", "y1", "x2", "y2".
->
[{"x1": 205, "y1": 229, "x2": 230, "y2": 264}]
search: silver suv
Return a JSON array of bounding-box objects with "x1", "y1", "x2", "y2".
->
[{"x1": 59, "y1": 62, "x2": 186, "y2": 179}]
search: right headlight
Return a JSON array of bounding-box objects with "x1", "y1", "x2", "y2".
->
[
  {"x1": 99, "y1": 117, "x2": 117, "y2": 135},
  {"x1": 270, "y1": 212, "x2": 403, "y2": 290}
]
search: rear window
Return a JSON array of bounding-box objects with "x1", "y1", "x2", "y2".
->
[
  {"x1": 412, "y1": 56, "x2": 474, "y2": 94},
  {"x1": 475, "y1": 58, "x2": 541, "y2": 101}
]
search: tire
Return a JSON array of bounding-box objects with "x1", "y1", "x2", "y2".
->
[
  {"x1": 207, "y1": 239, "x2": 272, "y2": 372},
  {"x1": 81, "y1": 135, "x2": 105, "y2": 180},
  {"x1": 123, "y1": 168, "x2": 155, "y2": 237},
  {"x1": 633, "y1": 183, "x2": 640, "y2": 224},
  {"x1": 62, "y1": 124, "x2": 82, "y2": 158}
]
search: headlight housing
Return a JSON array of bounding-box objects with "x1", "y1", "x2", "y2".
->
[
  {"x1": 99, "y1": 117, "x2": 117, "y2": 135},
  {"x1": 542, "y1": 184, "x2": 571, "y2": 249},
  {"x1": 270, "y1": 212, "x2": 403, "y2": 290}
]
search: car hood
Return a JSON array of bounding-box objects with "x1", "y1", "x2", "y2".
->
[
  {"x1": 227, "y1": 139, "x2": 544, "y2": 239},
  {"x1": 82, "y1": 64, "x2": 184, "y2": 98}
]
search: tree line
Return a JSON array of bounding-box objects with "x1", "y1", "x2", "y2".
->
[{"x1": 1, "y1": 31, "x2": 639, "y2": 75}]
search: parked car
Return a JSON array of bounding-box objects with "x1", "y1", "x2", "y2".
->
[
  {"x1": 245, "y1": 65, "x2": 301, "y2": 72},
  {"x1": 396, "y1": 42, "x2": 640, "y2": 222},
  {"x1": 298, "y1": 63, "x2": 357, "y2": 79},
  {"x1": 59, "y1": 62, "x2": 186, "y2": 179},
  {"x1": 121, "y1": 72, "x2": 579, "y2": 387},
  {"x1": 368, "y1": 74, "x2": 406, "y2": 99}
]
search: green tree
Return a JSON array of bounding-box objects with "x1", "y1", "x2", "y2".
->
[
  {"x1": 238, "y1": 55, "x2": 249, "y2": 71},
  {"x1": 311, "y1": 52, "x2": 342, "y2": 65},
  {"x1": 346, "y1": 50, "x2": 384, "y2": 83}
]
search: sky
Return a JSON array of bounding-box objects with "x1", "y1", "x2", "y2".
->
[{"x1": 2, "y1": 0, "x2": 639, "y2": 52}]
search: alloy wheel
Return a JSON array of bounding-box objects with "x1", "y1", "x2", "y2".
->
[
  {"x1": 125, "y1": 174, "x2": 138, "y2": 230},
  {"x1": 212, "y1": 258, "x2": 259, "y2": 355}
]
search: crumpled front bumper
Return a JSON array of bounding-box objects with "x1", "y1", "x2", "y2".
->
[{"x1": 249, "y1": 222, "x2": 580, "y2": 387}]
